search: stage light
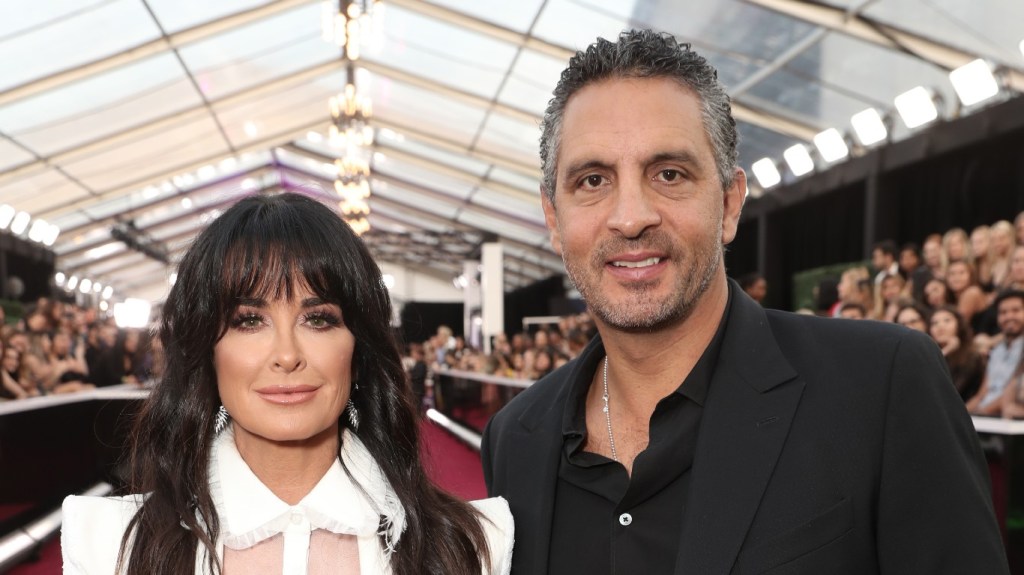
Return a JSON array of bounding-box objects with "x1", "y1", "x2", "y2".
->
[
  {"x1": 55, "y1": 272, "x2": 66, "y2": 286},
  {"x1": 783, "y1": 144, "x2": 814, "y2": 177},
  {"x1": 0, "y1": 205, "x2": 15, "y2": 229},
  {"x1": 894, "y1": 86, "x2": 939, "y2": 129},
  {"x1": 851, "y1": 108, "x2": 887, "y2": 146},
  {"x1": 102, "y1": 286, "x2": 114, "y2": 300},
  {"x1": 10, "y1": 212, "x2": 30, "y2": 235},
  {"x1": 28, "y1": 219, "x2": 48, "y2": 242},
  {"x1": 79, "y1": 278, "x2": 92, "y2": 293},
  {"x1": 114, "y1": 298, "x2": 152, "y2": 329},
  {"x1": 43, "y1": 224, "x2": 60, "y2": 246},
  {"x1": 751, "y1": 158, "x2": 781, "y2": 189},
  {"x1": 950, "y1": 59, "x2": 999, "y2": 106},
  {"x1": 813, "y1": 128, "x2": 849, "y2": 163},
  {"x1": 67, "y1": 276, "x2": 79, "y2": 291}
]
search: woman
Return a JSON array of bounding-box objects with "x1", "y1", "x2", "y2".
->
[
  {"x1": 944, "y1": 260, "x2": 989, "y2": 329},
  {"x1": 894, "y1": 304, "x2": 928, "y2": 333},
  {"x1": 928, "y1": 306, "x2": 985, "y2": 402},
  {"x1": 942, "y1": 228, "x2": 971, "y2": 270},
  {"x1": 63, "y1": 194, "x2": 512, "y2": 574},
  {"x1": 970, "y1": 225, "x2": 993, "y2": 290},
  {"x1": 1008, "y1": 245, "x2": 1024, "y2": 291},
  {"x1": 989, "y1": 220, "x2": 1017, "y2": 289}
]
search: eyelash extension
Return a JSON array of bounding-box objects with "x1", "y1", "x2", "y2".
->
[
  {"x1": 302, "y1": 310, "x2": 343, "y2": 329},
  {"x1": 229, "y1": 312, "x2": 265, "y2": 331}
]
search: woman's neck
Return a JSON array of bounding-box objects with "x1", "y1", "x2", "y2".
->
[{"x1": 232, "y1": 424, "x2": 341, "y2": 505}]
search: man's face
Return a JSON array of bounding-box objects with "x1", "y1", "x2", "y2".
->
[
  {"x1": 872, "y1": 249, "x2": 889, "y2": 271},
  {"x1": 542, "y1": 77, "x2": 744, "y2": 332},
  {"x1": 997, "y1": 296, "x2": 1024, "y2": 339},
  {"x1": 923, "y1": 240, "x2": 942, "y2": 267}
]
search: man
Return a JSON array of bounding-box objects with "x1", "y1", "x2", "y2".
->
[
  {"x1": 482, "y1": 30, "x2": 1008, "y2": 575},
  {"x1": 738, "y1": 272, "x2": 767, "y2": 305},
  {"x1": 838, "y1": 302, "x2": 866, "y2": 320},
  {"x1": 871, "y1": 240, "x2": 899, "y2": 288},
  {"x1": 966, "y1": 290, "x2": 1024, "y2": 416}
]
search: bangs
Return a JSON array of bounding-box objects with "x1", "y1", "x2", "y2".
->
[{"x1": 216, "y1": 216, "x2": 339, "y2": 320}]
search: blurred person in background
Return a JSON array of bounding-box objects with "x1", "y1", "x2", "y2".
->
[
  {"x1": 989, "y1": 220, "x2": 1017, "y2": 289},
  {"x1": 894, "y1": 304, "x2": 929, "y2": 333},
  {"x1": 929, "y1": 306, "x2": 985, "y2": 402},
  {"x1": 970, "y1": 225, "x2": 994, "y2": 290}
]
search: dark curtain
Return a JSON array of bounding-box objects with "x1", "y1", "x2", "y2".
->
[
  {"x1": 891, "y1": 131, "x2": 1024, "y2": 242},
  {"x1": 399, "y1": 301, "x2": 464, "y2": 346},
  {"x1": 767, "y1": 184, "x2": 866, "y2": 309},
  {"x1": 726, "y1": 218, "x2": 759, "y2": 279},
  {"x1": 503, "y1": 275, "x2": 566, "y2": 336}
]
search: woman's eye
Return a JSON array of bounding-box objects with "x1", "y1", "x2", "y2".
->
[
  {"x1": 232, "y1": 314, "x2": 263, "y2": 330},
  {"x1": 305, "y1": 312, "x2": 341, "y2": 330}
]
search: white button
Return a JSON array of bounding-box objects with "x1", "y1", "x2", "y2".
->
[
  {"x1": 290, "y1": 512, "x2": 303, "y2": 525},
  {"x1": 619, "y1": 513, "x2": 632, "y2": 526}
]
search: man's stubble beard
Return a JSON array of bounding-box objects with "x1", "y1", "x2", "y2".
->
[{"x1": 561, "y1": 225, "x2": 724, "y2": 334}]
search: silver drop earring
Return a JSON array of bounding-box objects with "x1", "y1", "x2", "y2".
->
[
  {"x1": 214, "y1": 405, "x2": 230, "y2": 434},
  {"x1": 346, "y1": 399, "x2": 360, "y2": 430}
]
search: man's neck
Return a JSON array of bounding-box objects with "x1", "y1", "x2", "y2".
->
[{"x1": 596, "y1": 278, "x2": 729, "y2": 418}]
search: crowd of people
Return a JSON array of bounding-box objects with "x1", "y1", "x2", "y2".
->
[
  {"x1": 0, "y1": 297, "x2": 160, "y2": 401},
  {"x1": 409, "y1": 211, "x2": 1024, "y2": 421}
]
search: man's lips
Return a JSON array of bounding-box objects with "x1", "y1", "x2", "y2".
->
[
  {"x1": 255, "y1": 385, "x2": 320, "y2": 405},
  {"x1": 605, "y1": 254, "x2": 668, "y2": 280}
]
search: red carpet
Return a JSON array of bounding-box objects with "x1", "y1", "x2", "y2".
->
[
  {"x1": 419, "y1": 419, "x2": 488, "y2": 500},
  {"x1": 7, "y1": 421, "x2": 485, "y2": 574}
]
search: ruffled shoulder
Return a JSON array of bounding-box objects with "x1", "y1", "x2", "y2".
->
[
  {"x1": 471, "y1": 497, "x2": 514, "y2": 575},
  {"x1": 61, "y1": 494, "x2": 145, "y2": 575}
]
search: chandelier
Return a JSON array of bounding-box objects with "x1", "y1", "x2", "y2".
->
[{"x1": 322, "y1": 0, "x2": 380, "y2": 236}]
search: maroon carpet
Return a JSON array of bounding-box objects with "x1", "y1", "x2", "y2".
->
[{"x1": 7, "y1": 420, "x2": 485, "y2": 574}]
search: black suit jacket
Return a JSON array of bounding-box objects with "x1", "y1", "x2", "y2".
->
[{"x1": 482, "y1": 286, "x2": 1009, "y2": 574}]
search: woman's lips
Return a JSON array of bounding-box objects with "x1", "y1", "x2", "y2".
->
[{"x1": 255, "y1": 385, "x2": 319, "y2": 405}]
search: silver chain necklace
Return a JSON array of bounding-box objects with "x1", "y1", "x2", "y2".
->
[{"x1": 602, "y1": 356, "x2": 619, "y2": 462}]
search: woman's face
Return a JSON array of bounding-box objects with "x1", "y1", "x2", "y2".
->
[
  {"x1": 946, "y1": 262, "x2": 970, "y2": 292},
  {"x1": 970, "y1": 229, "x2": 990, "y2": 259},
  {"x1": 896, "y1": 308, "x2": 926, "y2": 332},
  {"x1": 924, "y1": 280, "x2": 948, "y2": 307},
  {"x1": 1011, "y1": 247, "x2": 1024, "y2": 283},
  {"x1": 992, "y1": 228, "x2": 1014, "y2": 256},
  {"x1": 881, "y1": 277, "x2": 903, "y2": 302},
  {"x1": 946, "y1": 234, "x2": 967, "y2": 262},
  {"x1": 929, "y1": 310, "x2": 958, "y2": 345},
  {"x1": 214, "y1": 285, "x2": 355, "y2": 446},
  {"x1": 923, "y1": 240, "x2": 942, "y2": 268},
  {"x1": 3, "y1": 348, "x2": 19, "y2": 371}
]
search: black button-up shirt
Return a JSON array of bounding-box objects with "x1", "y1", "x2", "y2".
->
[{"x1": 548, "y1": 295, "x2": 730, "y2": 575}]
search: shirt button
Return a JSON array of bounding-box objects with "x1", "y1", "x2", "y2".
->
[
  {"x1": 290, "y1": 512, "x2": 303, "y2": 525},
  {"x1": 619, "y1": 513, "x2": 632, "y2": 526}
]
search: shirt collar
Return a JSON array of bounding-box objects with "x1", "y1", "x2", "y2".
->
[
  {"x1": 560, "y1": 281, "x2": 734, "y2": 439},
  {"x1": 210, "y1": 427, "x2": 406, "y2": 552}
]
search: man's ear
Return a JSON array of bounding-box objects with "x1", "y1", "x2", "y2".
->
[
  {"x1": 541, "y1": 187, "x2": 563, "y2": 255},
  {"x1": 721, "y1": 168, "x2": 746, "y2": 246}
]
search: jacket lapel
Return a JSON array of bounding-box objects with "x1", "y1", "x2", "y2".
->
[
  {"x1": 676, "y1": 287, "x2": 803, "y2": 574},
  {"x1": 505, "y1": 336, "x2": 603, "y2": 575}
]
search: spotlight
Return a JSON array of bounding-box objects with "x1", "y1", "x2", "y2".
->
[
  {"x1": 102, "y1": 286, "x2": 114, "y2": 300},
  {"x1": 10, "y1": 212, "x2": 30, "y2": 235},
  {"x1": 55, "y1": 272, "x2": 66, "y2": 286},
  {"x1": 28, "y1": 219, "x2": 48, "y2": 243},
  {"x1": 851, "y1": 108, "x2": 888, "y2": 146},
  {"x1": 894, "y1": 86, "x2": 939, "y2": 129},
  {"x1": 949, "y1": 59, "x2": 999, "y2": 107},
  {"x1": 751, "y1": 158, "x2": 781, "y2": 189},
  {"x1": 813, "y1": 128, "x2": 849, "y2": 163},
  {"x1": 67, "y1": 276, "x2": 79, "y2": 291},
  {"x1": 79, "y1": 278, "x2": 92, "y2": 293},
  {"x1": 0, "y1": 205, "x2": 15, "y2": 229},
  {"x1": 783, "y1": 144, "x2": 814, "y2": 177}
]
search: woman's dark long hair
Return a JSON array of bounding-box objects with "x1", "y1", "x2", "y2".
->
[{"x1": 120, "y1": 193, "x2": 489, "y2": 574}]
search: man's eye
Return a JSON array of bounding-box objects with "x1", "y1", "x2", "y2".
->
[
  {"x1": 658, "y1": 169, "x2": 681, "y2": 182},
  {"x1": 583, "y1": 175, "x2": 604, "y2": 188}
]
